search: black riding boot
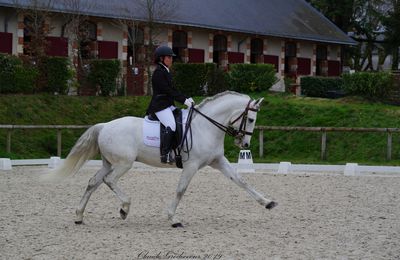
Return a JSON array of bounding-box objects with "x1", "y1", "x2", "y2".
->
[{"x1": 160, "y1": 127, "x2": 175, "y2": 164}]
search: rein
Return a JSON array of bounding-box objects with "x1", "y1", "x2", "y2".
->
[
  {"x1": 176, "y1": 100, "x2": 258, "y2": 165},
  {"x1": 192, "y1": 100, "x2": 258, "y2": 138}
]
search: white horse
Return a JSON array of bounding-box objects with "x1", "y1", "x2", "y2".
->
[{"x1": 43, "y1": 91, "x2": 277, "y2": 227}]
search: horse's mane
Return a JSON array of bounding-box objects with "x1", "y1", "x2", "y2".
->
[{"x1": 196, "y1": 91, "x2": 248, "y2": 109}]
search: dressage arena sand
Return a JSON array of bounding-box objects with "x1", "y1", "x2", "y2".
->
[{"x1": 1, "y1": 165, "x2": 400, "y2": 260}]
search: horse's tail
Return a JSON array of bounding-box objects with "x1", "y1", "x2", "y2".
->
[{"x1": 40, "y1": 123, "x2": 104, "y2": 182}]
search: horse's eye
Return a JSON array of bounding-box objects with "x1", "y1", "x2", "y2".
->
[{"x1": 248, "y1": 118, "x2": 254, "y2": 123}]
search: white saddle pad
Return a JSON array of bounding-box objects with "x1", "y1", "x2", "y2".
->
[{"x1": 143, "y1": 109, "x2": 189, "y2": 147}]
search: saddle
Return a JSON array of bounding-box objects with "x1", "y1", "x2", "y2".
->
[
  {"x1": 144, "y1": 108, "x2": 185, "y2": 168},
  {"x1": 146, "y1": 108, "x2": 184, "y2": 151}
]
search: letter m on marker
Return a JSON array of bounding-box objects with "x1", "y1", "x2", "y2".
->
[{"x1": 246, "y1": 151, "x2": 251, "y2": 159}]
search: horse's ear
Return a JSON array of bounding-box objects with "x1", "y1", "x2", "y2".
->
[{"x1": 252, "y1": 98, "x2": 264, "y2": 110}]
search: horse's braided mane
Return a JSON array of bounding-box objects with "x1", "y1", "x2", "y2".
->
[{"x1": 196, "y1": 91, "x2": 248, "y2": 109}]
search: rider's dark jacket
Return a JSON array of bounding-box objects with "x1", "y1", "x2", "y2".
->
[{"x1": 146, "y1": 63, "x2": 187, "y2": 115}]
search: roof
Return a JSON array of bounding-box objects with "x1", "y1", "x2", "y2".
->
[{"x1": 0, "y1": 0, "x2": 357, "y2": 45}]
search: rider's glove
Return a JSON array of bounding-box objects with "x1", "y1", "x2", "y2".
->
[{"x1": 184, "y1": 98, "x2": 195, "y2": 108}]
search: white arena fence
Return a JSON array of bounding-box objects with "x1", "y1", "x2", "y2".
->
[{"x1": 1, "y1": 157, "x2": 400, "y2": 177}]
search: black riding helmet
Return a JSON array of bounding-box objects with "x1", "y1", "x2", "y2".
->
[{"x1": 154, "y1": 45, "x2": 176, "y2": 63}]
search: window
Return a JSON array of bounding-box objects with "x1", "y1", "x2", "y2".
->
[
  {"x1": 213, "y1": 35, "x2": 227, "y2": 52},
  {"x1": 316, "y1": 45, "x2": 328, "y2": 76},
  {"x1": 228, "y1": 52, "x2": 244, "y2": 64},
  {"x1": 23, "y1": 16, "x2": 46, "y2": 55},
  {"x1": 128, "y1": 27, "x2": 144, "y2": 45},
  {"x1": 285, "y1": 42, "x2": 296, "y2": 57},
  {"x1": 98, "y1": 41, "x2": 118, "y2": 59},
  {"x1": 188, "y1": 48, "x2": 204, "y2": 63},
  {"x1": 80, "y1": 21, "x2": 97, "y2": 41},
  {"x1": 213, "y1": 34, "x2": 227, "y2": 66},
  {"x1": 250, "y1": 38, "x2": 263, "y2": 63},
  {"x1": 285, "y1": 42, "x2": 297, "y2": 73},
  {"x1": 128, "y1": 27, "x2": 144, "y2": 64},
  {"x1": 79, "y1": 21, "x2": 97, "y2": 59},
  {"x1": 264, "y1": 55, "x2": 279, "y2": 72},
  {"x1": 297, "y1": 58, "x2": 311, "y2": 75},
  {"x1": 46, "y1": 36, "x2": 68, "y2": 57},
  {"x1": 317, "y1": 45, "x2": 327, "y2": 60},
  {"x1": 0, "y1": 32, "x2": 12, "y2": 54},
  {"x1": 172, "y1": 30, "x2": 187, "y2": 62},
  {"x1": 4, "y1": 16, "x2": 8, "y2": 32}
]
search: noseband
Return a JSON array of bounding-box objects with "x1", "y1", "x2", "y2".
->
[
  {"x1": 229, "y1": 100, "x2": 259, "y2": 138},
  {"x1": 191, "y1": 100, "x2": 258, "y2": 139}
]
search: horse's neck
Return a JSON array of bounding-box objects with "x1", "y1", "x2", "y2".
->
[{"x1": 195, "y1": 95, "x2": 248, "y2": 127}]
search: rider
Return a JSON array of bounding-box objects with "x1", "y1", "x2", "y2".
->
[{"x1": 146, "y1": 45, "x2": 195, "y2": 164}]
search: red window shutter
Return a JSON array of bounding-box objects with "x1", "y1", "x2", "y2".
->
[
  {"x1": 188, "y1": 48, "x2": 204, "y2": 63},
  {"x1": 46, "y1": 36, "x2": 68, "y2": 57},
  {"x1": 297, "y1": 57, "x2": 311, "y2": 75},
  {"x1": 0, "y1": 32, "x2": 13, "y2": 54},
  {"x1": 264, "y1": 55, "x2": 279, "y2": 72},
  {"x1": 98, "y1": 41, "x2": 118, "y2": 59},
  {"x1": 228, "y1": 52, "x2": 244, "y2": 64},
  {"x1": 328, "y1": 60, "x2": 341, "y2": 76}
]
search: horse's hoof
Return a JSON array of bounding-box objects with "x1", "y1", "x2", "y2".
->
[
  {"x1": 120, "y1": 209, "x2": 128, "y2": 220},
  {"x1": 172, "y1": 222, "x2": 184, "y2": 228},
  {"x1": 266, "y1": 201, "x2": 278, "y2": 209},
  {"x1": 75, "y1": 220, "x2": 83, "y2": 225}
]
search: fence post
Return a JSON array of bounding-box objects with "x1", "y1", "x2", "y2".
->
[
  {"x1": 57, "y1": 129, "x2": 62, "y2": 157},
  {"x1": 387, "y1": 132, "x2": 392, "y2": 161},
  {"x1": 321, "y1": 131, "x2": 327, "y2": 160},
  {"x1": 6, "y1": 130, "x2": 11, "y2": 153},
  {"x1": 259, "y1": 130, "x2": 264, "y2": 157}
]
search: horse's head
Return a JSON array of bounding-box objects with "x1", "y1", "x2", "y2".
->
[{"x1": 230, "y1": 97, "x2": 264, "y2": 149}]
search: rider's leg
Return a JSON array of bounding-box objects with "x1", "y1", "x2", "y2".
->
[{"x1": 155, "y1": 107, "x2": 176, "y2": 163}]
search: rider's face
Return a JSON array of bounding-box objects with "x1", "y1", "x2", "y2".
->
[{"x1": 163, "y1": 56, "x2": 173, "y2": 68}]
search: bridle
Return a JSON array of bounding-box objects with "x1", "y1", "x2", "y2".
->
[
  {"x1": 176, "y1": 99, "x2": 258, "y2": 165},
  {"x1": 190, "y1": 100, "x2": 258, "y2": 139}
]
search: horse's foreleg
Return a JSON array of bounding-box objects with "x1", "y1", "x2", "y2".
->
[
  {"x1": 211, "y1": 156, "x2": 277, "y2": 209},
  {"x1": 75, "y1": 162, "x2": 111, "y2": 224},
  {"x1": 103, "y1": 164, "x2": 132, "y2": 220},
  {"x1": 167, "y1": 163, "x2": 199, "y2": 228}
]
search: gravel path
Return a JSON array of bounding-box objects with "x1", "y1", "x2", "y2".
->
[{"x1": 1, "y1": 165, "x2": 400, "y2": 259}]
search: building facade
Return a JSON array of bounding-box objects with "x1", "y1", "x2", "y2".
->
[{"x1": 0, "y1": 0, "x2": 356, "y2": 95}]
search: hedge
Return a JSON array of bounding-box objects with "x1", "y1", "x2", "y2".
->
[
  {"x1": 87, "y1": 59, "x2": 121, "y2": 96},
  {"x1": 40, "y1": 57, "x2": 72, "y2": 94},
  {"x1": 301, "y1": 76, "x2": 344, "y2": 98},
  {"x1": 227, "y1": 64, "x2": 276, "y2": 92},
  {"x1": 0, "y1": 54, "x2": 39, "y2": 94},
  {"x1": 342, "y1": 72, "x2": 394, "y2": 100},
  {"x1": 172, "y1": 63, "x2": 228, "y2": 96}
]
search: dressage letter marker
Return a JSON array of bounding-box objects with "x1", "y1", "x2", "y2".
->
[{"x1": 237, "y1": 150, "x2": 254, "y2": 173}]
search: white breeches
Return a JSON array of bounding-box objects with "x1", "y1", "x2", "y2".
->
[{"x1": 155, "y1": 106, "x2": 176, "y2": 131}]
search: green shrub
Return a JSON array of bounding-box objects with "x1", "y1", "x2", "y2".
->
[
  {"x1": 227, "y1": 64, "x2": 276, "y2": 92},
  {"x1": 301, "y1": 76, "x2": 344, "y2": 98},
  {"x1": 205, "y1": 65, "x2": 229, "y2": 95},
  {"x1": 87, "y1": 59, "x2": 121, "y2": 96},
  {"x1": 342, "y1": 72, "x2": 394, "y2": 99},
  {"x1": 0, "y1": 54, "x2": 39, "y2": 94},
  {"x1": 41, "y1": 57, "x2": 72, "y2": 94},
  {"x1": 172, "y1": 63, "x2": 228, "y2": 96},
  {"x1": 14, "y1": 65, "x2": 39, "y2": 93}
]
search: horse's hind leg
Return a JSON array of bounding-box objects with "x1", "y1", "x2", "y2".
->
[
  {"x1": 75, "y1": 160, "x2": 112, "y2": 224},
  {"x1": 211, "y1": 156, "x2": 277, "y2": 209},
  {"x1": 103, "y1": 163, "x2": 132, "y2": 220}
]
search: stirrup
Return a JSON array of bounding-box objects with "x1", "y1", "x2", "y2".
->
[{"x1": 161, "y1": 153, "x2": 175, "y2": 164}]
